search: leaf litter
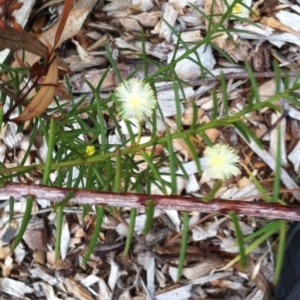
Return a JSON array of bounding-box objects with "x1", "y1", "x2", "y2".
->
[{"x1": 1, "y1": 0, "x2": 300, "y2": 299}]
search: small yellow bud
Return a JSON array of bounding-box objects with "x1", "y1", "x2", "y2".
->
[
  {"x1": 232, "y1": 4, "x2": 242, "y2": 14},
  {"x1": 145, "y1": 150, "x2": 152, "y2": 156},
  {"x1": 85, "y1": 145, "x2": 95, "y2": 156}
]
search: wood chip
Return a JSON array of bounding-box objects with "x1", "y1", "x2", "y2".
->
[
  {"x1": 64, "y1": 278, "x2": 94, "y2": 300},
  {"x1": 0, "y1": 277, "x2": 33, "y2": 297},
  {"x1": 23, "y1": 216, "x2": 47, "y2": 251}
]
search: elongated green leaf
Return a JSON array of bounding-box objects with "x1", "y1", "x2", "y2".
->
[
  {"x1": 233, "y1": 121, "x2": 263, "y2": 148},
  {"x1": 83, "y1": 205, "x2": 91, "y2": 218},
  {"x1": 173, "y1": 81, "x2": 182, "y2": 131},
  {"x1": 20, "y1": 118, "x2": 39, "y2": 166},
  {"x1": 141, "y1": 151, "x2": 167, "y2": 195},
  {"x1": 243, "y1": 164, "x2": 273, "y2": 202},
  {"x1": 272, "y1": 126, "x2": 281, "y2": 202},
  {"x1": 203, "y1": 179, "x2": 222, "y2": 202},
  {"x1": 82, "y1": 205, "x2": 104, "y2": 265},
  {"x1": 212, "y1": 89, "x2": 218, "y2": 120},
  {"x1": 125, "y1": 119, "x2": 136, "y2": 145},
  {"x1": 243, "y1": 220, "x2": 280, "y2": 243},
  {"x1": 86, "y1": 164, "x2": 94, "y2": 188},
  {"x1": 85, "y1": 77, "x2": 109, "y2": 153},
  {"x1": 199, "y1": 131, "x2": 214, "y2": 147},
  {"x1": 9, "y1": 196, "x2": 14, "y2": 224},
  {"x1": 42, "y1": 118, "x2": 56, "y2": 184},
  {"x1": 229, "y1": 212, "x2": 246, "y2": 270},
  {"x1": 55, "y1": 204, "x2": 63, "y2": 261},
  {"x1": 274, "y1": 220, "x2": 287, "y2": 284},
  {"x1": 12, "y1": 196, "x2": 33, "y2": 250},
  {"x1": 143, "y1": 200, "x2": 155, "y2": 235},
  {"x1": 124, "y1": 208, "x2": 137, "y2": 256},
  {"x1": 177, "y1": 212, "x2": 189, "y2": 281},
  {"x1": 150, "y1": 111, "x2": 158, "y2": 140},
  {"x1": 190, "y1": 102, "x2": 198, "y2": 130},
  {"x1": 245, "y1": 62, "x2": 259, "y2": 104},
  {"x1": 183, "y1": 137, "x2": 201, "y2": 175},
  {"x1": 105, "y1": 45, "x2": 122, "y2": 83},
  {"x1": 113, "y1": 147, "x2": 121, "y2": 193},
  {"x1": 166, "y1": 128, "x2": 177, "y2": 194},
  {"x1": 53, "y1": 191, "x2": 75, "y2": 211},
  {"x1": 223, "y1": 221, "x2": 280, "y2": 270},
  {"x1": 93, "y1": 165, "x2": 106, "y2": 188},
  {"x1": 273, "y1": 61, "x2": 282, "y2": 94},
  {"x1": 220, "y1": 72, "x2": 229, "y2": 116},
  {"x1": 53, "y1": 190, "x2": 74, "y2": 260}
]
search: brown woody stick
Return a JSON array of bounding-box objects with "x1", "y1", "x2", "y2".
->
[{"x1": 0, "y1": 182, "x2": 300, "y2": 221}]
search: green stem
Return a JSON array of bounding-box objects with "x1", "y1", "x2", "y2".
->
[
  {"x1": 136, "y1": 120, "x2": 142, "y2": 145},
  {"x1": 0, "y1": 116, "x2": 243, "y2": 176}
]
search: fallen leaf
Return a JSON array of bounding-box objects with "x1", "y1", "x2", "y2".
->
[
  {"x1": 23, "y1": 0, "x2": 98, "y2": 66},
  {"x1": 13, "y1": 46, "x2": 58, "y2": 121}
]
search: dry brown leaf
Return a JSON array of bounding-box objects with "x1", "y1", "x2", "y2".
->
[
  {"x1": 8, "y1": 0, "x2": 72, "y2": 120},
  {"x1": 13, "y1": 48, "x2": 58, "y2": 121},
  {"x1": 23, "y1": 0, "x2": 98, "y2": 66},
  {"x1": 0, "y1": 26, "x2": 68, "y2": 70},
  {"x1": 0, "y1": 26, "x2": 48, "y2": 58},
  {"x1": 53, "y1": 0, "x2": 74, "y2": 48}
]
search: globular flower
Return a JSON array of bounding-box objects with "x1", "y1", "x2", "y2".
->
[
  {"x1": 228, "y1": 0, "x2": 251, "y2": 18},
  {"x1": 203, "y1": 143, "x2": 240, "y2": 180},
  {"x1": 85, "y1": 145, "x2": 95, "y2": 156},
  {"x1": 114, "y1": 78, "x2": 157, "y2": 121}
]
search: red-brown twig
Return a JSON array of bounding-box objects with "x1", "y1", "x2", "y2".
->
[{"x1": 1, "y1": 182, "x2": 300, "y2": 221}]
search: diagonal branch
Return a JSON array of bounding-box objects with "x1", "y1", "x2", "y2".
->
[{"x1": 0, "y1": 182, "x2": 300, "y2": 221}]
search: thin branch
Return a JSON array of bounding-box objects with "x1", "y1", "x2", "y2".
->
[{"x1": 1, "y1": 182, "x2": 300, "y2": 221}]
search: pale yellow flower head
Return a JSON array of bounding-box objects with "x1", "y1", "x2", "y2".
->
[
  {"x1": 203, "y1": 143, "x2": 240, "y2": 180},
  {"x1": 85, "y1": 145, "x2": 95, "y2": 156},
  {"x1": 228, "y1": 0, "x2": 251, "y2": 18},
  {"x1": 114, "y1": 78, "x2": 157, "y2": 121}
]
